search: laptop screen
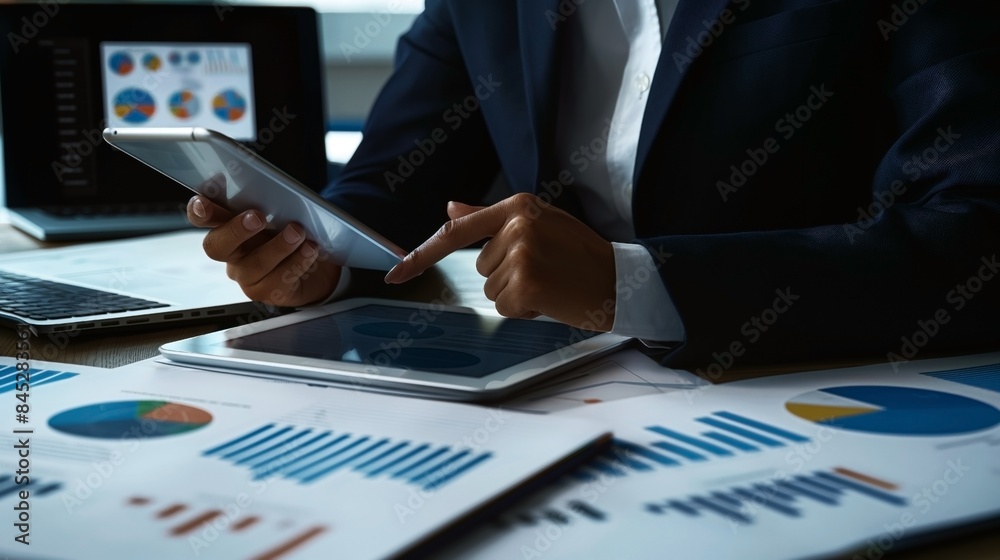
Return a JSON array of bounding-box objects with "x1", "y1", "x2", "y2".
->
[
  {"x1": 100, "y1": 42, "x2": 258, "y2": 140},
  {"x1": 0, "y1": 4, "x2": 327, "y2": 209}
]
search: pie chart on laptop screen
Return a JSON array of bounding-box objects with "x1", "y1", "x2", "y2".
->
[
  {"x1": 113, "y1": 88, "x2": 156, "y2": 123},
  {"x1": 48, "y1": 401, "x2": 212, "y2": 439},
  {"x1": 785, "y1": 385, "x2": 1000, "y2": 436}
]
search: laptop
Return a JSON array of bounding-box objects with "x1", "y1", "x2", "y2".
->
[
  {"x1": 0, "y1": 230, "x2": 263, "y2": 334},
  {"x1": 0, "y1": 3, "x2": 328, "y2": 241}
]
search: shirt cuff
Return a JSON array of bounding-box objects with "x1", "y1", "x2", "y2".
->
[
  {"x1": 315, "y1": 266, "x2": 352, "y2": 306},
  {"x1": 610, "y1": 242, "x2": 686, "y2": 342}
]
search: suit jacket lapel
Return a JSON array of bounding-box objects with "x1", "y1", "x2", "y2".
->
[
  {"x1": 517, "y1": 0, "x2": 561, "y2": 190},
  {"x1": 635, "y1": 0, "x2": 734, "y2": 181}
]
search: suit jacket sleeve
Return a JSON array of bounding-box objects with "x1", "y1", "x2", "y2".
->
[
  {"x1": 641, "y1": 3, "x2": 1000, "y2": 370},
  {"x1": 321, "y1": 0, "x2": 500, "y2": 251}
]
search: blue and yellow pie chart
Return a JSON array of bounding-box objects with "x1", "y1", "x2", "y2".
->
[
  {"x1": 113, "y1": 88, "x2": 156, "y2": 123},
  {"x1": 786, "y1": 385, "x2": 1000, "y2": 436}
]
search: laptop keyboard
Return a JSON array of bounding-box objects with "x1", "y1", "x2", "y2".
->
[
  {"x1": 40, "y1": 202, "x2": 183, "y2": 219},
  {"x1": 0, "y1": 270, "x2": 169, "y2": 320}
]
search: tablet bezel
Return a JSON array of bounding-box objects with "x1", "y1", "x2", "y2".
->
[
  {"x1": 103, "y1": 127, "x2": 406, "y2": 271},
  {"x1": 159, "y1": 297, "x2": 631, "y2": 401}
]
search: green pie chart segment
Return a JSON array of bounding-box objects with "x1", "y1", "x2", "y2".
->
[
  {"x1": 786, "y1": 386, "x2": 1000, "y2": 436},
  {"x1": 48, "y1": 400, "x2": 212, "y2": 439}
]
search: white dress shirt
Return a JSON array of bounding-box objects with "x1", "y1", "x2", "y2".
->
[{"x1": 554, "y1": 0, "x2": 685, "y2": 341}]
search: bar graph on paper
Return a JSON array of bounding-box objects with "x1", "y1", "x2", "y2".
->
[
  {"x1": 125, "y1": 496, "x2": 326, "y2": 560},
  {"x1": 202, "y1": 424, "x2": 493, "y2": 490},
  {"x1": 0, "y1": 366, "x2": 79, "y2": 394},
  {"x1": 0, "y1": 474, "x2": 63, "y2": 500},
  {"x1": 642, "y1": 467, "x2": 906, "y2": 525},
  {"x1": 497, "y1": 466, "x2": 906, "y2": 530},
  {"x1": 921, "y1": 363, "x2": 1000, "y2": 394},
  {"x1": 571, "y1": 410, "x2": 810, "y2": 482}
]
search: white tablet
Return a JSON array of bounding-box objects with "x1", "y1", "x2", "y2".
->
[
  {"x1": 103, "y1": 127, "x2": 406, "y2": 271},
  {"x1": 159, "y1": 298, "x2": 631, "y2": 401}
]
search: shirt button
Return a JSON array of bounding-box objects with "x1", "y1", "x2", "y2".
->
[
  {"x1": 636, "y1": 73, "x2": 651, "y2": 93},
  {"x1": 624, "y1": 182, "x2": 634, "y2": 199}
]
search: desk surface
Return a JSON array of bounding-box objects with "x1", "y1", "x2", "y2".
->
[{"x1": 0, "y1": 222, "x2": 996, "y2": 559}]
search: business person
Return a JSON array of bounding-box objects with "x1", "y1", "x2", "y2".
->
[{"x1": 188, "y1": 0, "x2": 1000, "y2": 368}]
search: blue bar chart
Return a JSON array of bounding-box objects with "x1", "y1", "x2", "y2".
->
[
  {"x1": 0, "y1": 474, "x2": 62, "y2": 500},
  {"x1": 921, "y1": 363, "x2": 1000, "y2": 394},
  {"x1": 495, "y1": 500, "x2": 609, "y2": 529},
  {"x1": 643, "y1": 467, "x2": 906, "y2": 525},
  {"x1": 493, "y1": 466, "x2": 904, "y2": 533},
  {"x1": 570, "y1": 411, "x2": 811, "y2": 481},
  {"x1": 203, "y1": 424, "x2": 493, "y2": 490},
  {"x1": 0, "y1": 366, "x2": 78, "y2": 394}
]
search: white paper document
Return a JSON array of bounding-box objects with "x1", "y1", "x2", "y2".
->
[
  {"x1": 438, "y1": 352, "x2": 1000, "y2": 559},
  {"x1": 0, "y1": 358, "x2": 609, "y2": 559},
  {"x1": 503, "y1": 348, "x2": 705, "y2": 414}
]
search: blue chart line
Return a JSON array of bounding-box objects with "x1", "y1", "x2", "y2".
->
[
  {"x1": 202, "y1": 424, "x2": 492, "y2": 490},
  {"x1": 0, "y1": 366, "x2": 79, "y2": 394},
  {"x1": 641, "y1": 467, "x2": 906, "y2": 525},
  {"x1": 571, "y1": 411, "x2": 810, "y2": 481},
  {"x1": 921, "y1": 363, "x2": 1000, "y2": 394},
  {"x1": 498, "y1": 500, "x2": 608, "y2": 529},
  {"x1": 0, "y1": 475, "x2": 62, "y2": 500}
]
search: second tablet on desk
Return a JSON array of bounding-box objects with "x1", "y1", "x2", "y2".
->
[{"x1": 159, "y1": 298, "x2": 631, "y2": 401}]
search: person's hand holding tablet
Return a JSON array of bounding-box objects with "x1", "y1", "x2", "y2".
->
[{"x1": 187, "y1": 195, "x2": 343, "y2": 307}]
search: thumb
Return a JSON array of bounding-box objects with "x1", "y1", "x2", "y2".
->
[{"x1": 447, "y1": 200, "x2": 487, "y2": 219}]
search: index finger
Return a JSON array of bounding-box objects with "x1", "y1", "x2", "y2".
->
[{"x1": 384, "y1": 202, "x2": 507, "y2": 284}]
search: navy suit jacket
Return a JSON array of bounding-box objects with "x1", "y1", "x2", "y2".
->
[{"x1": 322, "y1": 0, "x2": 1000, "y2": 369}]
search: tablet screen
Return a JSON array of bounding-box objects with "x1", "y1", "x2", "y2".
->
[{"x1": 226, "y1": 304, "x2": 601, "y2": 378}]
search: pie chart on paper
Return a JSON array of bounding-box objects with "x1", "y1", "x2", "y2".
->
[
  {"x1": 785, "y1": 385, "x2": 1000, "y2": 436},
  {"x1": 48, "y1": 400, "x2": 212, "y2": 439}
]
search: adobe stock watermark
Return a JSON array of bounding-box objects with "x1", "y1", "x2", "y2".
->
[
  {"x1": 519, "y1": 446, "x2": 636, "y2": 558},
  {"x1": 62, "y1": 402, "x2": 216, "y2": 514},
  {"x1": 692, "y1": 287, "x2": 800, "y2": 383},
  {"x1": 213, "y1": 0, "x2": 236, "y2": 22},
  {"x1": 6, "y1": 0, "x2": 70, "y2": 54},
  {"x1": 363, "y1": 285, "x2": 460, "y2": 376},
  {"x1": 394, "y1": 408, "x2": 508, "y2": 524},
  {"x1": 852, "y1": 459, "x2": 970, "y2": 560},
  {"x1": 876, "y1": 0, "x2": 928, "y2": 41},
  {"x1": 843, "y1": 126, "x2": 960, "y2": 244},
  {"x1": 186, "y1": 472, "x2": 296, "y2": 555},
  {"x1": 526, "y1": 117, "x2": 619, "y2": 220},
  {"x1": 383, "y1": 74, "x2": 501, "y2": 191},
  {"x1": 339, "y1": 0, "x2": 411, "y2": 62},
  {"x1": 887, "y1": 254, "x2": 997, "y2": 370},
  {"x1": 717, "y1": 84, "x2": 834, "y2": 202},
  {"x1": 672, "y1": 0, "x2": 750, "y2": 72},
  {"x1": 559, "y1": 246, "x2": 672, "y2": 360},
  {"x1": 544, "y1": 0, "x2": 586, "y2": 31},
  {"x1": 52, "y1": 68, "x2": 176, "y2": 182},
  {"x1": 721, "y1": 427, "x2": 841, "y2": 535}
]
